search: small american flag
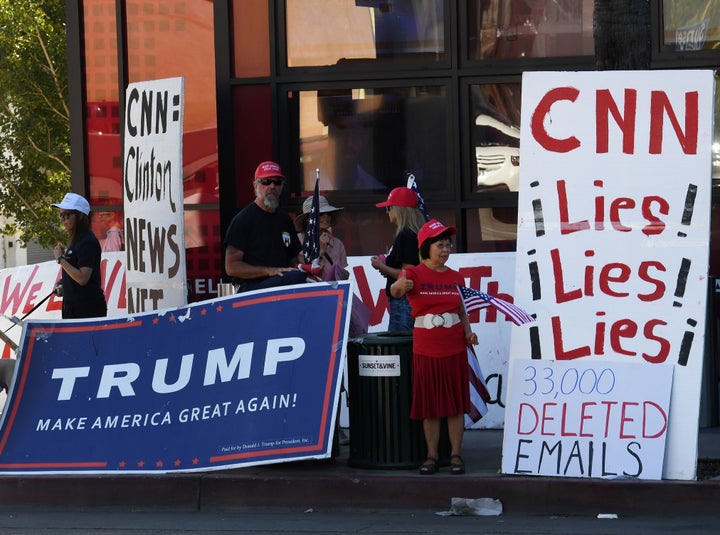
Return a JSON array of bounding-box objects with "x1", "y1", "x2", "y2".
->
[
  {"x1": 406, "y1": 173, "x2": 430, "y2": 222},
  {"x1": 457, "y1": 285, "x2": 534, "y2": 326},
  {"x1": 302, "y1": 178, "x2": 320, "y2": 263},
  {"x1": 465, "y1": 344, "x2": 491, "y2": 427}
]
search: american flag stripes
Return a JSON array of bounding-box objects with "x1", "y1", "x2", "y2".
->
[
  {"x1": 465, "y1": 344, "x2": 491, "y2": 427},
  {"x1": 406, "y1": 173, "x2": 430, "y2": 222},
  {"x1": 457, "y1": 285, "x2": 534, "y2": 326},
  {"x1": 302, "y1": 178, "x2": 321, "y2": 263}
]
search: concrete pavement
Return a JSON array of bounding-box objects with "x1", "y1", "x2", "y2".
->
[{"x1": 0, "y1": 427, "x2": 719, "y2": 515}]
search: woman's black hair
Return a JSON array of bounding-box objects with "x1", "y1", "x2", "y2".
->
[{"x1": 419, "y1": 230, "x2": 453, "y2": 259}]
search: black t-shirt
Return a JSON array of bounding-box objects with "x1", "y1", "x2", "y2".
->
[
  {"x1": 224, "y1": 202, "x2": 302, "y2": 285},
  {"x1": 384, "y1": 227, "x2": 419, "y2": 296},
  {"x1": 61, "y1": 230, "x2": 105, "y2": 307}
]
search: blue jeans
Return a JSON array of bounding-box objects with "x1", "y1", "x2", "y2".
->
[{"x1": 388, "y1": 295, "x2": 413, "y2": 333}]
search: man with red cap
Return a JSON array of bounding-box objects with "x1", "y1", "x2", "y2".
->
[{"x1": 224, "y1": 161, "x2": 306, "y2": 292}]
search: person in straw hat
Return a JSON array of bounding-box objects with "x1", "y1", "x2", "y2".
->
[{"x1": 294, "y1": 195, "x2": 348, "y2": 281}]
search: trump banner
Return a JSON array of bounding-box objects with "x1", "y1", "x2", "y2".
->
[{"x1": 0, "y1": 281, "x2": 352, "y2": 474}]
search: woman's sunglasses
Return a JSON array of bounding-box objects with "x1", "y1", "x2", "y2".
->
[{"x1": 59, "y1": 211, "x2": 76, "y2": 220}]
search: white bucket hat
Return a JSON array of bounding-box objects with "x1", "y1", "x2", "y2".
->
[{"x1": 294, "y1": 195, "x2": 344, "y2": 231}]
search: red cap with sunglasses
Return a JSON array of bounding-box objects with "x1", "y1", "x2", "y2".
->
[
  {"x1": 375, "y1": 187, "x2": 418, "y2": 209},
  {"x1": 254, "y1": 161, "x2": 285, "y2": 181}
]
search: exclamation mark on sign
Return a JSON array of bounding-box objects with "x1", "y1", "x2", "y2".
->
[
  {"x1": 678, "y1": 183, "x2": 697, "y2": 238},
  {"x1": 528, "y1": 249, "x2": 541, "y2": 301},
  {"x1": 673, "y1": 258, "x2": 691, "y2": 307},
  {"x1": 530, "y1": 324, "x2": 541, "y2": 359},
  {"x1": 530, "y1": 181, "x2": 544, "y2": 237},
  {"x1": 678, "y1": 318, "x2": 697, "y2": 366}
]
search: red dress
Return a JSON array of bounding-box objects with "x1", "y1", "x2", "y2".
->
[{"x1": 404, "y1": 264, "x2": 470, "y2": 420}]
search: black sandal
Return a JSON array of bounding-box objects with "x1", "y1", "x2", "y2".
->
[
  {"x1": 419, "y1": 457, "x2": 438, "y2": 475},
  {"x1": 450, "y1": 454, "x2": 465, "y2": 475}
]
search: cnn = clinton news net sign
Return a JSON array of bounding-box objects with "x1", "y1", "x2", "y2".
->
[
  {"x1": 0, "y1": 282, "x2": 351, "y2": 474},
  {"x1": 123, "y1": 77, "x2": 186, "y2": 313},
  {"x1": 506, "y1": 70, "x2": 714, "y2": 480}
]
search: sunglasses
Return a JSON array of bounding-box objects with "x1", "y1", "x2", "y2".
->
[
  {"x1": 59, "y1": 211, "x2": 76, "y2": 220},
  {"x1": 256, "y1": 178, "x2": 284, "y2": 187}
]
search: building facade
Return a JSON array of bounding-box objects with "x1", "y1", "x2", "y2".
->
[{"x1": 64, "y1": 1, "x2": 720, "y2": 302}]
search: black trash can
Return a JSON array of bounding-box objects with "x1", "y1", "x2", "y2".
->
[
  {"x1": 346, "y1": 332, "x2": 423, "y2": 468},
  {"x1": 346, "y1": 331, "x2": 451, "y2": 470}
]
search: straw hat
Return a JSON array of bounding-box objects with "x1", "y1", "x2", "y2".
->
[{"x1": 294, "y1": 195, "x2": 344, "y2": 231}]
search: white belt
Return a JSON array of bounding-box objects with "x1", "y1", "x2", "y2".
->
[{"x1": 414, "y1": 313, "x2": 460, "y2": 329}]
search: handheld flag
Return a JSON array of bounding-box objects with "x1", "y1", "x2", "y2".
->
[
  {"x1": 406, "y1": 173, "x2": 430, "y2": 222},
  {"x1": 465, "y1": 344, "x2": 491, "y2": 426},
  {"x1": 302, "y1": 173, "x2": 321, "y2": 263},
  {"x1": 457, "y1": 285, "x2": 534, "y2": 326}
]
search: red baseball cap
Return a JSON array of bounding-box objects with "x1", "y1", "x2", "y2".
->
[
  {"x1": 417, "y1": 219, "x2": 456, "y2": 247},
  {"x1": 254, "y1": 161, "x2": 285, "y2": 180},
  {"x1": 375, "y1": 187, "x2": 418, "y2": 208}
]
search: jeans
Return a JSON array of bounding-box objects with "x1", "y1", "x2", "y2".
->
[{"x1": 388, "y1": 295, "x2": 413, "y2": 333}]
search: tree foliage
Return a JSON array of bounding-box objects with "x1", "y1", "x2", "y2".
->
[{"x1": 0, "y1": 0, "x2": 69, "y2": 248}]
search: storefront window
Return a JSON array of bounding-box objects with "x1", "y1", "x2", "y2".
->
[
  {"x1": 232, "y1": 0, "x2": 270, "y2": 77},
  {"x1": 662, "y1": 1, "x2": 720, "y2": 51},
  {"x1": 468, "y1": 0, "x2": 594, "y2": 60},
  {"x1": 285, "y1": 0, "x2": 445, "y2": 67},
  {"x1": 293, "y1": 85, "x2": 448, "y2": 194},
  {"x1": 466, "y1": 207, "x2": 517, "y2": 252},
  {"x1": 470, "y1": 82, "x2": 521, "y2": 194}
]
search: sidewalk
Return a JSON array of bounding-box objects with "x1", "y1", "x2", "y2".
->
[{"x1": 1, "y1": 427, "x2": 719, "y2": 514}]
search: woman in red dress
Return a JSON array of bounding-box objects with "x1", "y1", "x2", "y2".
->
[{"x1": 391, "y1": 219, "x2": 478, "y2": 475}]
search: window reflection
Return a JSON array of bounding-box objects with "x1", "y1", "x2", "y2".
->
[
  {"x1": 296, "y1": 86, "x2": 448, "y2": 193},
  {"x1": 471, "y1": 83, "x2": 522, "y2": 193},
  {"x1": 468, "y1": 0, "x2": 594, "y2": 60},
  {"x1": 662, "y1": 1, "x2": 720, "y2": 51},
  {"x1": 286, "y1": 0, "x2": 444, "y2": 67},
  {"x1": 466, "y1": 207, "x2": 517, "y2": 253}
]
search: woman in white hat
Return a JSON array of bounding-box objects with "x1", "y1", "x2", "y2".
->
[
  {"x1": 51, "y1": 192, "x2": 107, "y2": 319},
  {"x1": 294, "y1": 195, "x2": 348, "y2": 281}
]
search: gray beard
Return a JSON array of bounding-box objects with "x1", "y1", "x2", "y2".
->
[{"x1": 262, "y1": 195, "x2": 279, "y2": 211}]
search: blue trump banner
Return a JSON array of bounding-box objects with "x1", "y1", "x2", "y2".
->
[{"x1": 0, "y1": 281, "x2": 352, "y2": 474}]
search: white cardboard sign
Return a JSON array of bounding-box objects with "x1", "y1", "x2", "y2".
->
[
  {"x1": 502, "y1": 359, "x2": 673, "y2": 480},
  {"x1": 123, "y1": 77, "x2": 187, "y2": 313},
  {"x1": 508, "y1": 70, "x2": 714, "y2": 480}
]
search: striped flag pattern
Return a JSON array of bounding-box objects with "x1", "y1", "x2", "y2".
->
[
  {"x1": 465, "y1": 344, "x2": 491, "y2": 427},
  {"x1": 457, "y1": 285, "x2": 534, "y2": 326},
  {"x1": 302, "y1": 178, "x2": 321, "y2": 263},
  {"x1": 406, "y1": 173, "x2": 430, "y2": 222}
]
